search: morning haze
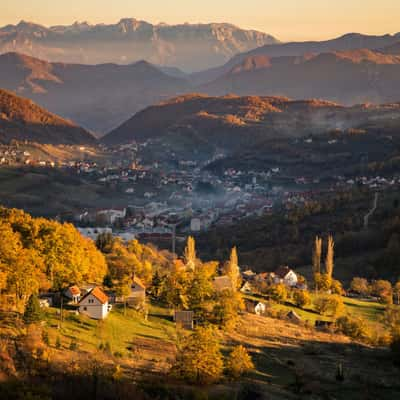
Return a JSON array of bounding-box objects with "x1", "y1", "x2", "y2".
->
[{"x1": 1, "y1": 0, "x2": 399, "y2": 41}]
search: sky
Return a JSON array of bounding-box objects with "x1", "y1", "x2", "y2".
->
[{"x1": 1, "y1": 0, "x2": 399, "y2": 41}]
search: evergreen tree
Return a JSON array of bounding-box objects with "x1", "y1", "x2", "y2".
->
[{"x1": 23, "y1": 294, "x2": 43, "y2": 324}]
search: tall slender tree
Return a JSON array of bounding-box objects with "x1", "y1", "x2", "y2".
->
[
  {"x1": 184, "y1": 236, "x2": 196, "y2": 271},
  {"x1": 325, "y1": 235, "x2": 335, "y2": 279},
  {"x1": 225, "y1": 247, "x2": 241, "y2": 289},
  {"x1": 312, "y1": 236, "x2": 322, "y2": 275}
]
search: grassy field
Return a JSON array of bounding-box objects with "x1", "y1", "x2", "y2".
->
[
  {"x1": 1, "y1": 296, "x2": 399, "y2": 399},
  {"x1": 245, "y1": 293, "x2": 387, "y2": 326}
]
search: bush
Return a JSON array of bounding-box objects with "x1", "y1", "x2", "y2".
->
[
  {"x1": 267, "y1": 283, "x2": 287, "y2": 303},
  {"x1": 42, "y1": 330, "x2": 50, "y2": 346},
  {"x1": 336, "y1": 316, "x2": 368, "y2": 340},
  {"x1": 293, "y1": 290, "x2": 311, "y2": 309},
  {"x1": 69, "y1": 340, "x2": 78, "y2": 351},
  {"x1": 314, "y1": 295, "x2": 344, "y2": 317}
]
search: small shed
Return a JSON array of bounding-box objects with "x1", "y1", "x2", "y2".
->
[
  {"x1": 174, "y1": 310, "x2": 194, "y2": 330},
  {"x1": 240, "y1": 281, "x2": 254, "y2": 294},
  {"x1": 287, "y1": 310, "x2": 302, "y2": 324}
]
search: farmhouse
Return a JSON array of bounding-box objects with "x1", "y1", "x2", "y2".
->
[
  {"x1": 79, "y1": 287, "x2": 111, "y2": 320},
  {"x1": 274, "y1": 266, "x2": 298, "y2": 287},
  {"x1": 64, "y1": 285, "x2": 81, "y2": 303},
  {"x1": 126, "y1": 276, "x2": 146, "y2": 307}
]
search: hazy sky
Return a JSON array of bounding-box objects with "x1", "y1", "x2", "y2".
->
[{"x1": 1, "y1": 0, "x2": 399, "y2": 41}]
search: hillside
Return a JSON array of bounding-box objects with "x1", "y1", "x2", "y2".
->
[
  {"x1": 0, "y1": 52, "x2": 189, "y2": 133},
  {"x1": 0, "y1": 89, "x2": 96, "y2": 144},
  {"x1": 102, "y1": 94, "x2": 400, "y2": 152},
  {"x1": 192, "y1": 32, "x2": 400, "y2": 84},
  {"x1": 0, "y1": 19, "x2": 278, "y2": 72},
  {"x1": 200, "y1": 49, "x2": 400, "y2": 105}
]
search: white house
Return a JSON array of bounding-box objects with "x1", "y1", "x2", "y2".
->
[
  {"x1": 273, "y1": 266, "x2": 298, "y2": 287},
  {"x1": 79, "y1": 287, "x2": 111, "y2": 320},
  {"x1": 255, "y1": 302, "x2": 267, "y2": 316}
]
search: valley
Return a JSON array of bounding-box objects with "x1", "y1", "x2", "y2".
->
[{"x1": 1, "y1": 7, "x2": 400, "y2": 400}]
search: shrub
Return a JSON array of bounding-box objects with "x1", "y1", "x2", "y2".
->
[
  {"x1": 42, "y1": 330, "x2": 50, "y2": 346},
  {"x1": 314, "y1": 295, "x2": 344, "y2": 317},
  {"x1": 69, "y1": 340, "x2": 78, "y2": 351},
  {"x1": 336, "y1": 316, "x2": 368, "y2": 340},
  {"x1": 293, "y1": 290, "x2": 311, "y2": 309}
]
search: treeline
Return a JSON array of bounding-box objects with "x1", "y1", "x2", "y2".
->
[
  {"x1": 197, "y1": 188, "x2": 400, "y2": 281},
  {"x1": 0, "y1": 207, "x2": 107, "y2": 309}
]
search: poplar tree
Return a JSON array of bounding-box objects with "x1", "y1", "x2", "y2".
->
[
  {"x1": 312, "y1": 236, "x2": 322, "y2": 275},
  {"x1": 325, "y1": 235, "x2": 335, "y2": 279},
  {"x1": 225, "y1": 246, "x2": 241, "y2": 289},
  {"x1": 184, "y1": 236, "x2": 196, "y2": 271}
]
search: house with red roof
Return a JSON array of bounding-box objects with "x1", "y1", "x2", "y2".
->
[{"x1": 78, "y1": 287, "x2": 111, "y2": 320}]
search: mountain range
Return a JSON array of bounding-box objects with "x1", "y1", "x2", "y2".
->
[
  {"x1": 102, "y1": 94, "x2": 400, "y2": 148},
  {"x1": 0, "y1": 52, "x2": 189, "y2": 133},
  {"x1": 191, "y1": 32, "x2": 400, "y2": 84},
  {"x1": 0, "y1": 19, "x2": 278, "y2": 72},
  {"x1": 200, "y1": 48, "x2": 400, "y2": 105},
  {"x1": 0, "y1": 89, "x2": 95, "y2": 144}
]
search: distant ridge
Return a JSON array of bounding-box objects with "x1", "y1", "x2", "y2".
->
[
  {"x1": 0, "y1": 88, "x2": 96, "y2": 144},
  {"x1": 192, "y1": 32, "x2": 400, "y2": 84},
  {"x1": 0, "y1": 52, "x2": 190, "y2": 133},
  {"x1": 198, "y1": 48, "x2": 400, "y2": 105},
  {"x1": 0, "y1": 19, "x2": 278, "y2": 72}
]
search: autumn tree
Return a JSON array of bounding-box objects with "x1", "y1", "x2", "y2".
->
[
  {"x1": 314, "y1": 295, "x2": 344, "y2": 317},
  {"x1": 312, "y1": 235, "x2": 322, "y2": 279},
  {"x1": 226, "y1": 345, "x2": 254, "y2": 379},
  {"x1": 293, "y1": 290, "x2": 311, "y2": 309},
  {"x1": 187, "y1": 261, "x2": 217, "y2": 321},
  {"x1": 172, "y1": 326, "x2": 224, "y2": 384},
  {"x1": 325, "y1": 235, "x2": 335, "y2": 279},
  {"x1": 350, "y1": 277, "x2": 370, "y2": 296},
  {"x1": 213, "y1": 290, "x2": 244, "y2": 330},
  {"x1": 371, "y1": 280, "x2": 393, "y2": 304},
  {"x1": 394, "y1": 281, "x2": 400, "y2": 305},
  {"x1": 223, "y1": 247, "x2": 241, "y2": 290},
  {"x1": 183, "y1": 236, "x2": 197, "y2": 271}
]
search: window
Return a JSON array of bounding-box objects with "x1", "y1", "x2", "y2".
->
[{"x1": 83, "y1": 306, "x2": 87, "y2": 311}]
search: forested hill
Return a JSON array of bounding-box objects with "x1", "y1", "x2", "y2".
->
[{"x1": 0, "y1": 89, "x2": 96, "y2": 144}]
